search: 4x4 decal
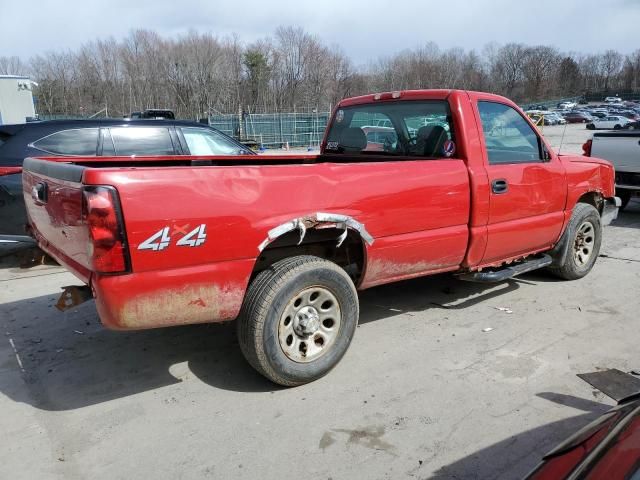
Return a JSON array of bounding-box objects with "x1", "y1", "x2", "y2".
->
[{"x1": 138, "y1": 224, "x2": 207, "y2": 251}]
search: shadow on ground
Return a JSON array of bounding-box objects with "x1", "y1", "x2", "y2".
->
[
  {"x1": 5, "y1": 207, "x2": 637, "y2": 412},
  {"x1": 613, "y1": 199, "x2": 640, "y2": 229},
  {"x1": 0, "y1": 268, "x2": 548, "y2": 411},
  {"x1": 432, "y1": 393, "x2": 613, "y2": 479}
]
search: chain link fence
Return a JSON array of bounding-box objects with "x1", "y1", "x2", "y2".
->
[{"x1": 209, "y1": 112, "x2": 331, "y2": 149}]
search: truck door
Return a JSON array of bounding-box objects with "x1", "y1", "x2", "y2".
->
[{"x1": 474, "y1": 99, "x2": 566, "y2": 264}]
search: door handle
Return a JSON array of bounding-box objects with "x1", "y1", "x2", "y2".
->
[{"x1": 491, "y1": 179, "x2": 508, "y2": 194}]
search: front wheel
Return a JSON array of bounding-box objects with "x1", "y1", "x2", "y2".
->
[
  {"x1": 237, "y1": 256, "x2": 359, "y2": 386},
  {"x1": 586, "y1": 123, "x2": 595, "y2": 130},
  {"x1": 548, "y1": 203, "x2": 602, "y2": 280}
]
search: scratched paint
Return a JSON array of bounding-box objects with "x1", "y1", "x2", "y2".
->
[
  {"x1": 363, "y1": 258, "x2": 461, "y2": 288},
  {"x1": 116, "y1": 284, "x2": 244, "y2": 329}
]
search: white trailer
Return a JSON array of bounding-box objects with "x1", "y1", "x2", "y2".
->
[{"x1": 0, "y1": 75, "x2": 37, "y2": 125}]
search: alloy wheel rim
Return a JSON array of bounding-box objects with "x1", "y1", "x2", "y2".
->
[
  {"x1": 574, "y1": 220, "x2": 595, "y2": 266},
  {"x1": 278, "y1": 286, "x2": 341, "y2": 363}
]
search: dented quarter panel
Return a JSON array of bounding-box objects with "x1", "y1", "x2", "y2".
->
[
  {"x1": 82, "y1": 159, "x2": 469, "y2": 328},
  {"x1": 85, "y1": 159, "x2": 471, "y2": 274}
]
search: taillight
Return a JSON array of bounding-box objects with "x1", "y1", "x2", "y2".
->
[
  {"x1": 582, "y1": 139, "x2": 592, "y2": 157},
  {"x1": 82, "y1": 186, "x2": 129, "y2": 274}
]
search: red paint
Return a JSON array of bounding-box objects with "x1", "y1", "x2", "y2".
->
[
  {"x1": 22, "y1": 89, "x2": 616, "y2": 330},
  {"x1": 0, "y1": 166, "x2": 22, "y2": 176},
  {"x1": 527, "y1": 404, "x2": 640, "y2": 480}
]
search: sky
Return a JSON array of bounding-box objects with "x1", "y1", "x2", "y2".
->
[{"x1": 1, "y1": 0, "x2": 639, "y2": 63}]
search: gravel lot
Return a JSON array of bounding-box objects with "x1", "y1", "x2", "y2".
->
[{"x1": 2, "y1": 127, "x2": 637, "y2": 480}]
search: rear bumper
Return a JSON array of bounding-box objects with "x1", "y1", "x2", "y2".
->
[
  {"x1": 602, "y1": 197, "x2": 621, "y2": 226},
  {"x1": 91, "y1": 259, "x2": 255, "y2": 330}
]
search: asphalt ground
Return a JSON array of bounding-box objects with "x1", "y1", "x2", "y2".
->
[{"x1": 2, "y1": 123, "x2": 638, "y2": 479}]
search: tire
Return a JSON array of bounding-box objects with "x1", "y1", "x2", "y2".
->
[
  {"x1": 586, "y1": 123, "x2": 595, "y2": 130},
  {"x1": 582, "y1": 119, "x2": 587, "y2": 123},
  {"x1": 618, "y1": 190, "x2": 632, "y2": 211},
  {"x1": 237, "y1": 255, "x2": 359, "y2": 386},
  {"x1": 548, "y1": 203, "x2": 602, "y2": 280},
  {"x1": 614, "y1": 124, "x2": 621, "y2": 130}
]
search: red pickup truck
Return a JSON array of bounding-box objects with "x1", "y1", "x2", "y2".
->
[{"x1": 22, "y1": 90, "x2": 619, "y2": 386}]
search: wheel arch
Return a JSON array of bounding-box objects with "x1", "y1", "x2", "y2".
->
[
  {"x1": 252, "y1": 213, "x2": 373, "y2": 287},
  {"x1": 575, "y1": 191, "x2": 605, "y2": 215}
]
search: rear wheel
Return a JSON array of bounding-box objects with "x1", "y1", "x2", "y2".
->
[
  {"x1": 548, "y1": 203, "x2": 602, "y2": 280},
  {"x1": 586, "y1": 123, "x2": 595, "y2": 130},
  {"x1": 614, "y1": 124, "x2": 622, "y2": 130},
  {"x1": 237, "y1": 255, "x2": 359, "y2": 386}
]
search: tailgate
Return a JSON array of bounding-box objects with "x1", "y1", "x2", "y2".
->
[
  {"x1": 22, "y1": 157, "x2": 93, "y2": 281},
  {"x1": 592, "y1": 133, "x2": 640, "y2": 173}
]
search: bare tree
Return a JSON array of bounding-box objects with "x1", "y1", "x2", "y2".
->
[
  {"x1": 599, "y1": 49, "x2": 624, "y2": 91},
  {"x1": 0, "y1": 56, "x2": 28, "y2": 75},
  {"x1": 15, "y1": 27, "x2": 639, "y2": 120}
]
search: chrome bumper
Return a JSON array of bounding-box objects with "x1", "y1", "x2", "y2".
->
[{"x1": 602, "y1": 197, "x2": 621, "y2": 226}]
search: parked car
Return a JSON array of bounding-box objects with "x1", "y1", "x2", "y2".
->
[
  {"x1": 583, "y1": 130, "x2": 640, "y2": 209},
  {"x1": 0, "y1": 119, "x2": 254, "y2": 245},
  {"x1": 619, "y1": 111, "x2": 640, "y2": 121},
  {"x1": 538, "y1": 112, "x2": 566, "y2": 125},
  {"x1": 526, "y1": 369, "x2": 640, "y2": 479},
  {"x1": 562, "y1": 112, "x2": 592, "y2": 123},
  {"x1": 22, "y1": 89, "x2": 618, "y2": 386},
  {"x1": 586, "y1": 115, "x2": 632, "y2": 130},
  {"x1": 557, "y1": 101, "x2": 577, "y2": 109},
  {"x1": 605, "y1": 96, "x2": 623, "y2": 103}
]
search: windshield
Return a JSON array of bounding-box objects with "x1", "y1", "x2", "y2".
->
[{"x1": 325, "y1": 100, "x2": 455, "y2": 158}]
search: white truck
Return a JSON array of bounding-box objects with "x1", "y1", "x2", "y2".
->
[{"x1": 584, "y1": 131, "x2": 640, "y2": 209}]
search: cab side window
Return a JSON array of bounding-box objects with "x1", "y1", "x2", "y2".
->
[
  {"x1": 32, "y1": 129, "x2": 99, "y2": 156},
  {"x1": 478, "y1": 102, "x2": 542, "y2": 164},
  {"x1": 109, "y1": 127, "x2": 175, "y2": 156},
  {"x1": 180, "y1": 127, "x2": 244, "y2": 155}
]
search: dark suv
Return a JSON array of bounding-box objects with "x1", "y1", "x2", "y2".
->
[{"x1": 0, "y1": 119, "x2": 254, "y2": 245}]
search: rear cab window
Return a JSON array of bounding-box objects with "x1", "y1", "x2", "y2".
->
[
  {"x1": 32, "y1": 129, "x2": 99, "y2": 156},
  {"x1": 324, "y1": 100, "x2": 455, "y2": 159},
  {"x1": 108, "y1": 127, "x2": 175, "y2": 156}
]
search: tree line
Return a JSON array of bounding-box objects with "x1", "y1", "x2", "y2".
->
[{"x1": 1, "y1": 27, "x2": 639, "y2": 119}]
